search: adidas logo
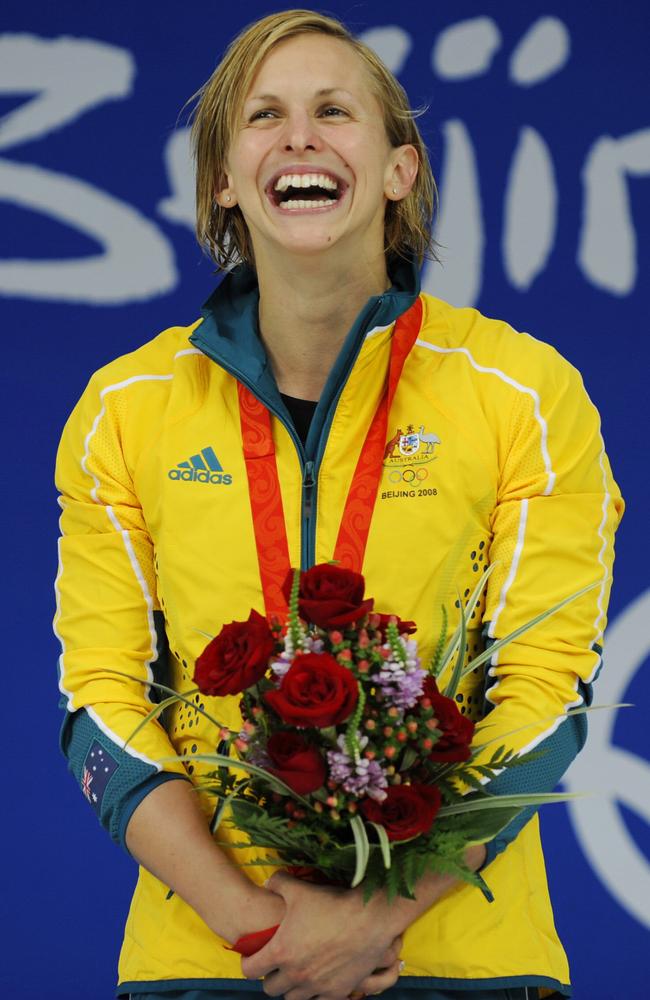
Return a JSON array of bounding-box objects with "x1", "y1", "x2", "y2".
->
[{"x1": 168, "y1": 446, "x2": 232, "y2": 485}]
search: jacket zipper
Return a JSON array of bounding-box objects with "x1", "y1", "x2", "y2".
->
[
  {"x1": 304, "y1": 298, "x2": 385, "y2": 568},
  {"x1": 301, "y1": 460, "x2": 316, "y2": 568}
]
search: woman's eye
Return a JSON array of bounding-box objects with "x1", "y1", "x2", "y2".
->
[
  {"x1": 320, "y1": 106, "x2": 348, "y2": 117},
  {"x1": 250, "y1": 109, "x2": 278, "y2": 121}
]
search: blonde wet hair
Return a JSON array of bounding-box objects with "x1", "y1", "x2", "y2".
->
[{"x1": 190, "y1": 9, "x2": 437, "y2": 269}]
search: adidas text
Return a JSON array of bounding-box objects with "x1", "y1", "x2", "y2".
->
[{"x1": 168, "y1": 469, "x2": 232, "y2": 485}]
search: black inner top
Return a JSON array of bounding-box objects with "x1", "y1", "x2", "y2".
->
[{"x1": 280, "y1": 392, "x2": 318, "y2": 448}]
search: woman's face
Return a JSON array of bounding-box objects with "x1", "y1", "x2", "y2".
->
[{"x1": 218, "y1": 34, "x2": 416, "y2": 268}]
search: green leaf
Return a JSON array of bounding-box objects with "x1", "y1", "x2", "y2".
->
[
  {"x1": 436, "y1": 565, "x2": 495, "y2": 681},
  {"x1": 457, "y1": 768, "x2": 488, "y2": 792},
  {"x1": 401, "y1": 848, "x2": 418, "y2": 895},
  {"x1": 459, "y1": 581, "x2": 600, "y2": 681},
  {"x1": 124, "y1": 694, "x2": 181, "y2": 747},
  {"x1": 471, "y1": 702, "x2": 631, "y2": 755},
  {"x1": 103, "y1": 670, "x2": 227, "y2": 733},
  {"x1": 438, "y1": 790, "x2": 584, "y2": 818},
  {"x1": 210, "y1": 780, "x2": 249, "y2": 834},
  {"x1": 444, "y1": 592, "x2": 467, "y2": 699},
  {"x1": 319, "y1": 726, "x2": 339, "y2": 745},
  {"x1": 429, "y1": 605, "x2": 448, "y2": 677},
  {"x1": 349, "y1": 815, "x2": 370, "y2": 888},
  {"x1": 156, "y1": 752, "x2": 311, "y2": 806},
  {"x1": 369, "y1": 822, "x2": 392, "y2": 870},
  {"x1": 193, "y1": 627, "x2": 215, "y2": 640},
  {"x1": 437, "y1": 806, "x2": 524, "y2": 843},
  {"x1": 399, "y1": 746, "x2": 418, "y2": 772}
]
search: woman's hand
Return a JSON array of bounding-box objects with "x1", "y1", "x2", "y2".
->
[
  {"x1": 240, "y1": 871, "x2": 404, "y2": 1000},
  {"x1": 226, "y1": 882, "x2": 287, "y2": 946},
  {"x1": 347, "y1": 945, "x2": 404, "y2": 999}
]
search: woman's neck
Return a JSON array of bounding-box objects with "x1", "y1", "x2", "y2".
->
[{"x1": 256, "y1": 251, "x2": 390, "y2": 401}]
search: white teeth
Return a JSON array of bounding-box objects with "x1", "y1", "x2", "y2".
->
[
  {"x1": 279, "y1": 198, "x2": 337, "y2": 210},
  {"x1": 273, "y1": 172, "x2": 339, "y2": 192}
]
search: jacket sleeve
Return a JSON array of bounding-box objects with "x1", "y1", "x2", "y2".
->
[
  {"x1": 54, "y1": 370, "x2": 189, "y2": 851},
  {"x1": 475, "y1": 345, "x2": 624, "y2": 866}
]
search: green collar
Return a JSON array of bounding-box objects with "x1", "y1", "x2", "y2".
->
[{"x1": 189, "y1": 256, "x2": 421, "y2": 411}]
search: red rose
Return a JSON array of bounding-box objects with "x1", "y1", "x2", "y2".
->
[
  {"x1": 421, "y1": 676, "x2": 475, "y2": 762},
  {"x1": 373, "y1": 613, "x2": 417, "y2": 640},
  {"x1": 285, "y1": 564, "x2": 374, "y2": 629},
  {"x1": 194, "y1": 609, "x2": 275, "y2": 697},
  {"x1": 266, "y1": 732, "x2": 327, "y2": 794},
  {"x1": 264, "y1": 652, "x2": 358, "y2": 728},
  {"x1": 361, "y1": 783, "x2": 441, "y2": 841}
]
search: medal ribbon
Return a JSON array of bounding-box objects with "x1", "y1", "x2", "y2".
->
[{"x1": 238, "y1": 295, "x2": 423, "y2": 620}]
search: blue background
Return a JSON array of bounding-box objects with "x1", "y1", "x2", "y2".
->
[{"x1": 1, "y1": 1, "x2": 648, "y2": 997}]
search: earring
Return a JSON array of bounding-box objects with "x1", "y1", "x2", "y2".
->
[
  {"x1": 392, "y1": 187, "x2": 398, "y2": 195},
  {"x1": 225, "y1": 194, "x2": 231, "y2": 202}
]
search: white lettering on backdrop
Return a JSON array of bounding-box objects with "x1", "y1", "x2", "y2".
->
[
  {"x1": 0, "y1": 21, "x2": 647, "y2": 306},
  {"x1": 0, "y1": 34, "x2": 176, "y2": 303},
  {"x1": 564, "y1": 590, "x2": 650, "y2": 929}
]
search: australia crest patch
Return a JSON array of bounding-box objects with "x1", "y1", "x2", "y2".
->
[{"x1": 383, "y1": 422, "x2": 441, "y2": 484}]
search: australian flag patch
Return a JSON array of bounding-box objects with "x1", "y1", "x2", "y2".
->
[{"x1": 81, "y1": 740, "x2": 119, "y2": 815}]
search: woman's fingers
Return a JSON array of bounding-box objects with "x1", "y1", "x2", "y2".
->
[
  {"x1": 348, "y1": 935, "x2": 403, "y2": 998},
  {"x1": 378, "y1": 934, "x2": 402, "y2": 968},
  {"x1": 354, "y1": 957, "x2": 404, "y2": 996}
]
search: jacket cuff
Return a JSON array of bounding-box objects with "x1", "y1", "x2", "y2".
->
[
  {"x1": 476, "y1": 685, "x2": 590, "y2": 866},
  {"x1": 60, "y1": 705, "x2": 190, "y2": 850},
  {"x1": 119, "y1": 771, "x2": 191, "y2": 854}
]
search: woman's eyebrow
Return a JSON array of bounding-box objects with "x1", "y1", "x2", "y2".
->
[{"x1": 246, "y1": 87, "x2": 355, "y2": 104}]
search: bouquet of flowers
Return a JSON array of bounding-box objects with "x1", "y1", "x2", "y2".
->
[{"x1": 172, "y1": 561, "x2": 585, "y2": 944}]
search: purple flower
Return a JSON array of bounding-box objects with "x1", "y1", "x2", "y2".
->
[
  {"x1": 327, "y1": 734, "x2": 388, "y2": 801},
  {"x1": 372, "y1": 652, "x2": 426, "y2": 712}
]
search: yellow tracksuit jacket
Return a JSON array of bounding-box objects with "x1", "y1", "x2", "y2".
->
[{"x1": 54, "y1": 260, "x2": 623, "y2": 996}]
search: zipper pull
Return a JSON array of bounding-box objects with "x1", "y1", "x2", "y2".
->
[{"x1": 302, "y1": 460, "x2": 315, "y2": 519}]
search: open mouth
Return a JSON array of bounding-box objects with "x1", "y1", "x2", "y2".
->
[{"x1": 267, "y1": 172, "x2": 346, "y2": 211}]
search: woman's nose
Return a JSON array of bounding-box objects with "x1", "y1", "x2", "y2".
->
[{"x1": 280, "y1": 112, "x2": 323, "y2": 153}]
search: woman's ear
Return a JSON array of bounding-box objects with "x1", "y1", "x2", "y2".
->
[
  {"x1": 214, "y1": 175, "x2": 238, "y2": 207},
  {"x1": 385, "y1": 145, "x2": 419, "y2": 201}
]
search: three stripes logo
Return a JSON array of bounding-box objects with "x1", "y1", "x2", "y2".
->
[{"x1": 167, "y1": 446, "x2": 232, "y2": 485}]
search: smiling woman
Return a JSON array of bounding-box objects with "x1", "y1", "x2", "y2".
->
[
  {"x1": 54, "y1": 8, "x2": 622, "y2": 1000},
  {"x1": 191, "y1": 10, "x2": 435, "y2": 275}
]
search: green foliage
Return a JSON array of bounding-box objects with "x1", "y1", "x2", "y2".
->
[
  {"x1": 457, "y1": 580, "x2": 599, "y2": 683},
  {"x1": 361, "y1": 825, "x2": 480, "y2": 903},
  {"x1": 104, "y1": 670, "x2": 230, "y2": 736},
  {"x1": 435, "y1": 566, "x2": 495, "y2": 684},
  {"x1": 344, "y1": 684, "x2": 366, "y2": 760},
  {"x1": 386, "y1": 620, "x2": 407, "y2": 664},
  {"x1": 288, "y1": 567, "x2": 304, "y2": 650},
  {"x1": 399, "y1": 746, "x2": 418, "y2": 772},
  {"x1": 210, "y1": 779, "x2": 249, "y2": 835},
  {"x1": 124, "y1": 694, "x2": 182, "y2": 747},
  {"x1": 429, "y1": 605, "x2": 448, "y2": 677},
  {"x1": 368, "y1": 822, "x2": 392, "y2": 870},
  {"x1": 157, "y1": 751, "x2": 312, "y2": 805},
  {"x1": 444, "y1": 592, "x2": 467, "y2": 700},
  {"x1": 349, "y1": 814, "x2": 371, "y2": 887},
  {"x1": 438, "y1": 789, "x2": 582, "y2": 819}
]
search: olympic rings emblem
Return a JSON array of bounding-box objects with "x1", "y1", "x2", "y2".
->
[{"x1": 387, "y1": 467, "x2": 428, "y2": 483}]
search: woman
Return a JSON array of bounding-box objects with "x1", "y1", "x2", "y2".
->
[{"x1": 54, "y1": 9, "x2": 623, "y2": 1000}]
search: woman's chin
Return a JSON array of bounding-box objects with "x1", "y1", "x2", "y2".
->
[{"x1": 265, "y1": 226, "x2": 345, "y2": 258}]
